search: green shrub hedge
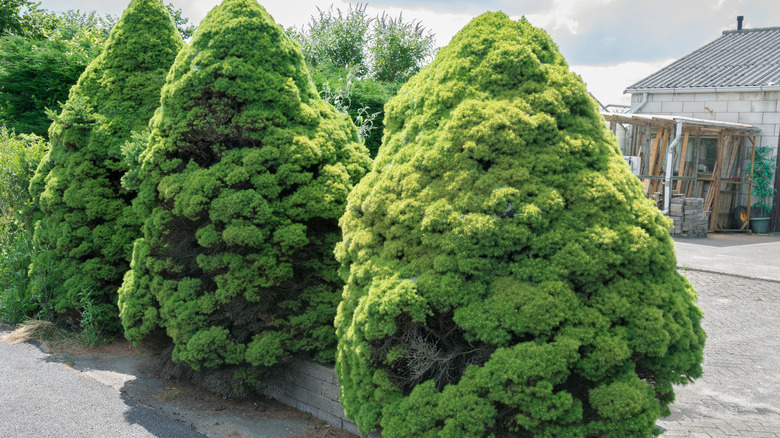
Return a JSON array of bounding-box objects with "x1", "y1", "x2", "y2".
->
[
  {"x1": 117, "y1": 0, "x2": 370, "y2": 384},
  {"x1": 27, "y1": 0, "x2": 182, "y2": 330},
  {"x1": 335, "y1": 12, "x2": 705, "y2": 437}
]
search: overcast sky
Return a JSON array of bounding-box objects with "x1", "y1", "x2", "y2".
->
[{"x1": 34, "y1": 0, "x2": 780, "y2": 106}]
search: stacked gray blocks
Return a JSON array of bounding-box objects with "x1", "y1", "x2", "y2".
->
[
  {"x1": 669, "y1": 197, "x2": 708, "y2": 237},
  {"x1": 259, "y1": 359, "x2": 361, "y2": 435}
]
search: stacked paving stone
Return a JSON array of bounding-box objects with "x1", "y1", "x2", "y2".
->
[{"x1": 669, "y1": 197, "x2": 708, "y2": 237}]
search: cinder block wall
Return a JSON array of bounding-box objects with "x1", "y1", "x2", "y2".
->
[
  {"x1": 630, "y1": 91, "x2": 780, "y2": 149},
  {"x1": 259, "y1": 359, "x2": 362, "y2": 435}
]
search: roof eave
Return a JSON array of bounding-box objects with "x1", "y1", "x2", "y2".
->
[{"x1": 625, "y1": 85, "x2": 780, "y2": 94}]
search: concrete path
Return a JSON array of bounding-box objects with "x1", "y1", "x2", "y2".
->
[
  {"x1": 673, "y1": 232, "x2": 780, "y2": 282},
  {"x1": 657, "y1": 270, "x2": 780, "y2": 437},
  {"x1": 0, "y1": 336, "x2": 205, "y2": 438},
  {"x1": 659, "y1": 233, "x2": 780, "y2": 437}
]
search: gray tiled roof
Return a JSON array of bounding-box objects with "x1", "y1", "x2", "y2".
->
[{"x1": 625, "y1": 27, "x2": 780, "y2": 92}]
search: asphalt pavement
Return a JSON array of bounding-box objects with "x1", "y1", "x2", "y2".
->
[{"x1": 0, "y1": 336, "x2": 205, "y2": 438}]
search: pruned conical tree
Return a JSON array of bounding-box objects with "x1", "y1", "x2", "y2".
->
[
  {"x1": 27, "y1": 0, "x2": 182, "y2": 330},
  {"x1": 334, "y1": 12, "x2": 705, "y2": 437},
  {"x1": 117, "y1": 0, "x2": 370, "y2": 384}
]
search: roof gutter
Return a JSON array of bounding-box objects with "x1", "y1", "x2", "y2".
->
[
  {"x1": 662, "y1": 121, "x2": 684, "y2": 215},
  {"x1": 626, "y1": 85, "x2": 780, "y2": 94}
]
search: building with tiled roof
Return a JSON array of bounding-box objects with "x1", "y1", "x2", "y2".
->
[{"x1": 621, "y1": 18, "x2": 779, "y2": 231}]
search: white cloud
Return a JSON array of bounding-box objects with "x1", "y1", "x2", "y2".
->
[{"x1": 572, "y1": 58, "x2": 676, "y2": 106}]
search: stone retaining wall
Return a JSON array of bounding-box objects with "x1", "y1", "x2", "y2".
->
[{"x1": 259, "y1": 359, "x2": 361, "y2": 435}]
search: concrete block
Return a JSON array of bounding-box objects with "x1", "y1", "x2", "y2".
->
[
  {"x1": 299, "y1": 361, "x2": 337, "y2": 384},
  {"x1": 694, "y1": 92, "x2": 718, "y2": 102},
  {"x1": 287, "y1": 382, "x2": 309, "y2": 403},
  {"x1": 727, "y1": 101, "x2": 752, "y2": 113},
  {"x1": 704, "y1": 101, "x2": 728, "y2": 112},
  {"x1": 643, "y1": 101, "x2": 664, "y2": 113},
  {"x1": 308, "y1": 392, "x2": 346, "y2": 418},
  {"x1": 683, "y1": 101, "x2": 705, "y2": 112},
  {"x1": 293, "y1": 373, "x2": 321, "y2": 393},
  {"x1": 716, "y1": 92, "x2": 743, "y2": 101},
  {"x1": 342, "y1": 420, "x2": 361, "y2": 436},
  {"x1": 740, "y1": 91, "x2": 765, "y2": 100},
  {"x1": 751, "y1": 100, "x2": 778, "y2": 112},
  {"x1": 652, "y1": 93, "x2": 676, "y2": 102},
  {"x1": 738, "y1": 112, "x2": 764, "y2": 124},
  {"x1": 762, "y1": 112, "x2": 780, "y2": 125},
  {"x1": 321, "y1": 381, "x2": 340, "y2": 401},
  {"x1": 717, "y1": 112, "x2": 739, "y2": 122},
  {"x1": 662, "y1": 101, "x2": 684, "y2": 113}
]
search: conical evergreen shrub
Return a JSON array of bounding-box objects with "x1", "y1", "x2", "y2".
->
[
  {"x1": 117, "y1": 0, "x2": 370, "y2": 383},
  {"x1": 27, "y1": 0, "x2": 182, "y2": 330},
  {"x1": 335, "y1": 12, "x2": 705, "y2": 437}
]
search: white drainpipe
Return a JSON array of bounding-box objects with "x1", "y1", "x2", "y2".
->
[
  {"x1": 629, "y1": 92, "x2": 649, "y2": 114},
  {"x1": 662, "y1": 121, "x2": 684, "y2": 215}
]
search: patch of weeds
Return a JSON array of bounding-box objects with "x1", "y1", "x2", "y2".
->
[
  {"x1": 77, "y1": 289, "x2": 109, "y2": 347},
  {"x1": 1, "y1": 319, "x2": 64, "y2": 344},
  {"x1": 157, "y1": 388, "x2": 182, "y2": 401}
]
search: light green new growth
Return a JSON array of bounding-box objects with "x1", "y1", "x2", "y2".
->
[
  {"x1": 335, "y1": 12, "x2": 705, "y2": 437},
  {"x1": 27, "y1": 0, "x2": 182, "y2": 330},
  {"x1": 117, "y1": 0, "x2": 370, "y2": 383}
]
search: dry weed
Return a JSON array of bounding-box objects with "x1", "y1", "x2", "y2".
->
[{"x1": 1, "y1": 319, "x2": 58, "y2": 344}]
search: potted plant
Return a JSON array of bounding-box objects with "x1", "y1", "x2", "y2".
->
[{"x1": 747, "y1": 146, "x2": 777, "y2": 233}]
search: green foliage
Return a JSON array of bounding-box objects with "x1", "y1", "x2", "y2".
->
[
  {"x1": 164, "y1": 2, "x2": 197, "y2": 40},
  {"x1": 293, "y1": 3, "x2": 371, "y2": 73},
  {"x1": 0, "y1": 8, "x2": 112, "y2": 136},
  {"x1": 290, "y1": 4, "x2": 435, "y2": 83},
  {"x1": 0, "y1": 127, "x2": 47, "y2": 323},
  {"x1": 27, "y1": 0, "x2": 182, "y2": 332},
  {"x1": 117, "y1": 0, "x2": 371, "y2": 385},
  {"x1": 334, "y1": 13, "x2": 705, "y2": 437},
  {"x1": 747, "y1": 146, "x2": 777, "y2": 216},
  {"x1": 370, "y1": 12, "x2": 435, "y2": 83},
  {"x1": 0, "y1": 35, "x2": 95, "y2": 136},
  {"x1": 310, "y1": 62, "x2": 397, "y2": 157},
  {"x1": 77, "y1": 288, "x2": 109, "y2": 346},
  {"x1": 0, "y1": 0, "x2": 57, "y2": 38}
]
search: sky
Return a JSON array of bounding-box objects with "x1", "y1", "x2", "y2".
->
[{"x1": 34, "y1": 0, "x2": 780, "y2": 106}]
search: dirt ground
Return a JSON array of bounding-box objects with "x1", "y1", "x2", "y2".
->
[{"x1": 6, "y1": 326, "x2": 356, "y2": 438}]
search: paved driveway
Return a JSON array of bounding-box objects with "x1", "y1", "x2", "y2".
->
[{"x1": 658, "y1": 271, "x2": 780, "y2": 437}]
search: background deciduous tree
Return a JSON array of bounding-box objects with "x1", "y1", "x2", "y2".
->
[
  {"x1": 288, "y1": 3, "x2": 435, "y2": 157},
  {"x1": 0, "y1": 2, "x2": 194, "y2": 137}
]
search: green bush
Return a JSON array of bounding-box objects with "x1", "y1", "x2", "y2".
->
[
  {"x1": 0, "y1": 127, "x2": 47, "y2": 323},
  {"x1": 334, "y1": 13, "x2": 705, "y2": 437},
  {"x1": 26, "y1": 0, "x2": 182, "y2": 331},
  {"x1": 117, "y1": 0, "x2": 370, "y2": 384}
]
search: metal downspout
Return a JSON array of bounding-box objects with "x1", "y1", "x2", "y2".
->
[
  {"x1": 662, "y1": 121, "x2": 684, "y2": 214},
  {"x1": 626, "y1": 93, "x2": 649, "y2": 159},
  {"x1": 630, "y1": 92, "x2": 649, "y2": 114}
]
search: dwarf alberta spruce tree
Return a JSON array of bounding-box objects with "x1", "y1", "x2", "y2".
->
[
  {"x1": 117, "y1": 0, "x2": 370, "y2": 381},
  {"x1": 27, "y1": 0, "x2": 182, "y2": 330},
  {"x1": 334, "y1": 12, "x2": 706, "y2": 437}
]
